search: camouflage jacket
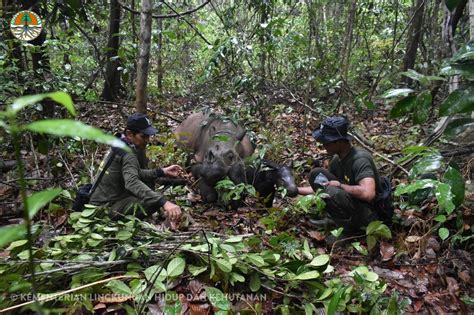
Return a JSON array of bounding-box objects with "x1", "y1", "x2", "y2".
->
[{"x1": 89, "y1": 140, "x2": 167, "y2": 208}]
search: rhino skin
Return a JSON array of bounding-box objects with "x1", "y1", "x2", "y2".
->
[{"x1": 174, "y1": 111, "x2": 254, "y2": 163}]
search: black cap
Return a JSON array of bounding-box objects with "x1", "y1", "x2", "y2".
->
[
  {"x1": 312, "y1": 116, "x2": 352, "y2": 144},
  {"x1": 126, "y1": 113, "x2": 158, "y2": 135}
]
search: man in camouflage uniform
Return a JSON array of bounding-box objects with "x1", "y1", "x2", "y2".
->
[
  {"x1": 90, "y1": 113, "x2": 182, "y2": 227},
  {"x1": 298, "y1": 116, "x2": 381, "y2": 233}
]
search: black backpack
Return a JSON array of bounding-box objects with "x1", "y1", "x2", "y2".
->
[
  {"x1": 72, "y1": 150, "x2": 116, "y2": 211},
  {"x1": 374, "y1": 176, "x2": 394, "y2": 225}
]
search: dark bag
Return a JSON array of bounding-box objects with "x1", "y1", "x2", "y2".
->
[
  {"x1": 72, "y1": 183, "x2": 93, "y2": 211},
  {"x1": 72, "y1": 150, "x2": 116, "y2": 211},
  {"x1": 374, "y1": 176, "x2": 394, "y2": 225}
]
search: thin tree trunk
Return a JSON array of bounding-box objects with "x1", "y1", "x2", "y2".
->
[
  {"x1": 157, "y1": 0, "x2": 164, "y2": 95},
  {"x1": 402, "y1": 0, "x2": 425, "y2": 75},
  {"x1": 134, "y1": 0, "x2": 153, "y2": 113},
  {"x1": 341, "y1": 0, "x2": 357, "y2": 81},
  {"x1": 101, "y1": 0, "x2": 122, "y2": 101}
]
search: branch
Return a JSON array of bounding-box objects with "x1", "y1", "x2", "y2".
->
[{"x1": 118, "y1": 0, "x2": 210, "y2": 19}]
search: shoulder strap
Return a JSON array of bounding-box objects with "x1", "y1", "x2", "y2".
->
[{"x1": 89, "y1": 150, "x2": 117, "y2": 196}]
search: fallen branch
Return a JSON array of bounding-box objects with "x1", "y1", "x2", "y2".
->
[{"x1": 118, "y1": 0, "x2": 210, "y2": 19}]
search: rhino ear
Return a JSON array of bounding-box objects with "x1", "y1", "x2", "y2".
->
[{"x1": 236, "y1": 127, "x2": 247, "y2": 141}]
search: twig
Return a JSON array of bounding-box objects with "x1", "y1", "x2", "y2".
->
[
  {"x1": 137, "y1": 229, "x2": 211, "y2": 314},
  {"x1": 348, "y1": 132, "x2": 409, "y2": 175},
  {"x1": 330, "y1": 234, "x2": 365, "y2": 256},
  {"x1": 57, "y1": 152, "x2": 78, "y2": 189},
  {"x1": 0, "y1": 274, "x2": 138, "y2": 313},
  {"x1": 24, "y1": 260, "x2": 129, "y2": 278}
]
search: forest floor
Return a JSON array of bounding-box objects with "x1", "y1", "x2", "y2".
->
[{"x1": 0, "y1": 97, "x2": 473, "y2": 314}]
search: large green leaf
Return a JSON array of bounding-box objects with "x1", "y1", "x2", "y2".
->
[
  {"x1": 400, "y1": 69, "x2": 443, "y2": 86},
  {"x1": 434, "y1": 183, "x2": 456, "y2": 214},
  {"x1": 106, "y1": 280, "x2": 132, "y2": 295},
  {"x1": 26, "y1": 119, "x2": 129, "y2": 150},
  {"x1": 294, "y1": 270, "x2": 320, "y2": 280},
  {"x1": 166, "y1": 257, "x2": 186, "y2": 278},
  {"x1": 408, "y1": 153, "x2": 444, "y2": 180},
  {"x1": 9, "y1": 92, "x2": 75, "y2": 116},
  {"x1": 215, "y1": 258, "x2": 232, "y2": 273},
  {"x1": 413, "y1": 91, "x2": 432, "y2": 124},
  {"x1": 439, "y1": 85, "x2": 474, "y2": 116},
  {"x1": 0, "y1": 224, "x2": 27, "y2": 248},
  {"x1": 389, "y1": 96, "x2": 416, "y2": 118},
  {"x1": 451, "y1": 42, "x2": 474, "y2": 63},
  {"x1": 250, "y1": 273, "x2": 261, "y2": 292},
  {"x1": 205, "y1": 287, "x2": 231, "y2": 311},
  {"x1": 395, "y1": 179, "x2": 438, "y2": 196},
  {"x1": 441, "y1": 63, "x2": 474, "y2": 80},
  {"x1": 144, "y1": 265, "x2": 167, "y2": 283},
  {"x1": 439, "y1": 227, "x2": 450, "y2": 240},
  {"x1": 382, "y1": 88, "x2": 415, "y2": 99},
  {"x1": 327, "y1": 287, "x2": 345, "y2": 315},
  {"x1": 443, "y1": 166, "x2": 465, "y2": 207},
  {"x1": 445, "y1": 118, "x2": 474, "y2": 137},
  {"x1": 27, "y1": 188, "x2": 62, "y2": 219},
  {"x1": 309, "y1": 255, "x2": 330, "y2": 267}
]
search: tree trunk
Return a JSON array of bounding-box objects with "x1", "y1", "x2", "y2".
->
[
  {"x1": 470, "y1": 0, "x2": 474, "y2": 39},
  {"x1": 157, "y1": 0, "x2": 164, "y2": 95},
  {"x1": 134, "y1": 0, "x2": 153, "y2": 113},
  {"x1": 341, "y1": 0, "x2": 357, "y2": 81},
  {"x1": 259, "y1": 4, "x2": 268, "y2": 90},
  {"x1": 101, "y1": 0, "x2": 122, "y2": 101},
  {"x1": 402, "y1": 0, "x2": 425, "y2": 75}
]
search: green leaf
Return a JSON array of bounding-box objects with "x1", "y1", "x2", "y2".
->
[
  {"x1": 106, "y1": 280, "x2": 132, "y2": 295},
  {"x1": 309, "y1": 254, "x2": 330, "y2": 267},
  {"x1": 439, "y1": 85, "x2": 474, "y2": 116},
  {"x1": 305, "y1": 303, "x2": 315, "y2": 315},
  {"x1": 327, "y1": 287, "x2": 345, "y2": 315},
  {"x1": 441, "y1": 64, "x2": 474, "y2": 80},
  {"x1": 205, "y1": 287, "x2": 231, "y2": 311},
  {"x1": 294, "y1": 270, "x2": 320, "y2": 280},
  {"x1": 0, "y1": 225, "x2": 27, "y2": 248},
  {"x1": 167, "y1": 257, "x2": 186, "y2": 278},
  {"x1": 443, "y1": 166, "x2": 465, "y2": 207},
  {"x1": 451, "y1": 42, "x2": 474, "y2": 62},
  {"x1": 434, "y1": 183, "x2": 455, "y2": 214},
  {"x1": 439, "y1": 227, "x2": 450, "y2": 241},
  {"x1": 6, "y1": 239, "x2": 28, "y2": 251},
  {"x1": 250, "y1": 273, "x2": 261, "y2": 292},
  {"x1": 408, "y1": 153, "x2": 444, "y2": 179},
  {"x1": 331, "y1": 227, "x2": 343, "y2": 237},
  {"x1": 116, "y1": 231, "x2": 133, "y2": 240},
  {"x1": 188, "y1": 265, "x2": 207, "y2": 276},
  {"x1": 401, "y1": 69, "x2": 429, "y2": 85},
  {"x1": 26, "y1": 120, "x2": 129, "y2": 150},
  {"x1": 389, "y1": 96, "x2": 416, "y2": 118},
  {"x1": 215, "y1": 258, "x2": 232, "y2": 273},
  {"x1": 9, "y1": 92, "x2": 75, "y2": 116},
  {"x1": 144, "y1": 265, "x2": 167, "y2": 283},
  {"x1": 27, "y1": 188, "x2": 62, "y2": 219},
  {"x1": 364, "y1": 271, "x2": 379, "y2": 282},
  {"x1": 413, "y1": 91, "x2": 432, "y2": 124},
  {"x1": 445, "y1": 118, "x2": 474, "y2": 137},
  {"x1": 164, "y1": 300, "x2": 182, "y2": 315},
  {"x1": 382, "y1": 88, "x2": 415, "y2": 99},
  {"x1": 224, "y1": 235, "x2": 243, "y2": 243},
  {"x1": 434, "y1": 215, "x2": 447, "y2": 223},
  {"x1": 81, "y1": 208, "x2": 96, "y2": 217},
  {"x1": 245, "y1": 254, "x2": 265, "y2": 267}
]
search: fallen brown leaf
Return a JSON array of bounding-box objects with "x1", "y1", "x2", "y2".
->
[
  {"x1": 379, "y1": 241, "x2": 395, "y2": 261},
  {"x1": 457, "y1": 270, "x2": 470, "y2": 283},
  {"x1": 308, "y1": 230, "x2": 325, "y2": 241}
]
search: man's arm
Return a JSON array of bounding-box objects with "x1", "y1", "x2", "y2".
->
[
  {"x1": 298, "y1": 186, "x2": 314, "y2": 195},
  {"x1": 326, "y1": 177, "x2": 376, "y2": 202}
]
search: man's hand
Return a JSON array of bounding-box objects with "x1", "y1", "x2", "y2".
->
[
  {"x1": 324, "y1": 180, "x2": 342, "y2": 188},
  {"x1": 163, "y1": 165, "x2": 183, "y2": 177},
  {"x1": 163, "y1": 201, "x2": 182, "y2": 230}
]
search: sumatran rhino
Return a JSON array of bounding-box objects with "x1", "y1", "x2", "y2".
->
[{"x1": 175, "y1": 111, "x2": 255, "y2": 202}]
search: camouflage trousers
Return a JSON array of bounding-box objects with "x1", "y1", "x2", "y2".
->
[{"x1": 309, "y1": 168, "x2": 377, "y2": 234}]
